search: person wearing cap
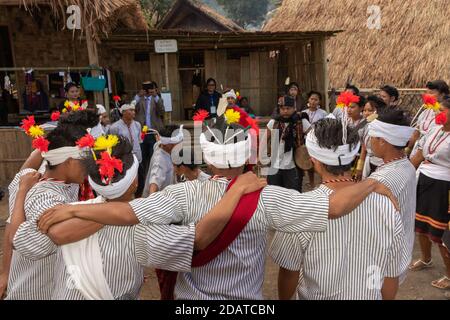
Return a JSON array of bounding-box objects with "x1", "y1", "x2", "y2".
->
[
  {"x1": 273, "y1": 82, "x2": 304, "y2": 117},
  {"x1": 367, "y1": 110, "x2": 417, "y2": 283},
  {"x1": 90, "y1": 104, "x2": 110, "y2": 138},
  {"x1": 267, "y1": 95, "x2": 310, "y2": 192},
  {"x1": 270, "y1": 118, "x2": 408, "y2": 300},
  {"x1": 109, "y1": 101, "x2": 142, "y2": 165}
]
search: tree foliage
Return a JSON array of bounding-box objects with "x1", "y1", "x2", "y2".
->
[
  {"x1": 216, "y1": 0, "x2": 270, "y2": 28},
  {"x1": 140, "y1": 0, "x2": 174, "y2": 27}
]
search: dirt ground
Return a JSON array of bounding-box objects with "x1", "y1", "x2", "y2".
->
[{"x1": 0, "y1": 186, "x2": 448, "y2": 300}]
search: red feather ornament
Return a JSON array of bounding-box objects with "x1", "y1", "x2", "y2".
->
[
  {"x1": 336, "y1": 91, "x2": 360, "y2": 107},
  {"x1": 193, "y1": 109, "x2": 210, "y2": 122},
  {"x1": 51, "y1": 111, "x2": 61, "y2": 122},
  {"x1": 76, "y1": 134, "x2": 95, "y2": 148},
  {"x1": 96, "y1": 152, "x2": 123, "y2": 184},
  {"x1": 20, "y1": 115, "x2": 36, "y2": 133},
  {"x1": 422, "y1": 94, "x2": 437, "y2": 106},
  {"x1": 32, "y1": 136, "x2": 49, "y2": 152},
  {"x1": 435, "y1": 112, "x2": 447, "y2": 125}
]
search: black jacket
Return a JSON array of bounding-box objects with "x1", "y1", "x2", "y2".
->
[{"x1": 194, "y1": 90, "x2": 222, "y2": 118}]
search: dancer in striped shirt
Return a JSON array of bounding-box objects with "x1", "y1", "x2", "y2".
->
[
  {"x1": 270, "y1": 118, "x2": 409, "y2": 300},
  {"x1": 5, "y1": 123, "x2": 101, "y2": 300},
  {"x1": 38, "y1": 116, "x2": 398, "y2": 300},
  {"x1": 367, "y1": 110, "x2": 417, "y2": 281},
  {"x1": 32, "y1": 135, "x2": 265, "y2": 300},
  {"x1": 0, "y1": 109, "x2": 99, "y2": 299}
]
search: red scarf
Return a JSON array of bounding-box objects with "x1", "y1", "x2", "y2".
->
[
  {"x1": 78, "y1": 178, "x2": 95, "y2": 201},
  {"x1": 156, "y1": 178, "x2": 262, "y2": 300}
]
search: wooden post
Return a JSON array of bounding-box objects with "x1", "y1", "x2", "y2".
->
[
  {"x1": 164, "y1": 53, "x2": 170, "y2": 90},
  {"x1": 322, "y1": 37, "x2": 330, "y2": 112},
  {"x1": 164, "y1": 53, "x2": 171, "y2": 123},
  {"x1": 85, "y1": 27, "x2": 103, "y2": 105}
]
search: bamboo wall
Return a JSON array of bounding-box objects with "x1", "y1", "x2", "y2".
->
[{"x1": 0, "y1": 129, "x2": 32, "y2": 186}]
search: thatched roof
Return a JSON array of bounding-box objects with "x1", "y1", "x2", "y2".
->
[
  {"x1": 159, "y1": 0, "x2": 244, "y2": 32},
  {"x1": 4, "y1": 0, "x2": 148, "y2": 38},
  {"x1": 264, "y1": 0, "x2": 450, "y2": 88}
]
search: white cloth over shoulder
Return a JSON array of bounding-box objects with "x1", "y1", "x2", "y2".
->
[{"x1": 61, "y1": 196, "x2": 114, "y2": 300}]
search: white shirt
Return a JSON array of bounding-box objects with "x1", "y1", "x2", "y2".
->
[
  {"x1": 302, "y1": 107, "x2": 328, "y2": 124},
  {"x1": 143, "y1": 143, "x2": 176, "y2": 197},
  {"x1": 7, "y1": 179, "x2": 79, "y2": 300},
  {"x1": 417, "y1": 125, "x2": 450, "y2": 181},
  {"x1": 270, "y1": 185, "x2": 409, "y2": 300},
  {"x1": 267, "y1": 119, "x2": 295, "y2": 170}
]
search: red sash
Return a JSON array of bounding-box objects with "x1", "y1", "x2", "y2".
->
[{"x1": 156, "y1": 178, "x2": 262, "y2": 300}]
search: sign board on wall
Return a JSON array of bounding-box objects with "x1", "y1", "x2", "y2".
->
[
  {"x1": 154, "y1": 39, "x2": 178, "y2": 53},
  {"x1": 161, "y1": 92, "x2": 172, "y2": 112}
]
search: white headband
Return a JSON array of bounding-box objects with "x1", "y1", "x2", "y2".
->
[
  {"x1": 42, "y1": 146, "x2": 84, "y2": 166},
  {"x1": 368, "y1": 119, "x2": 415, "y2": 147},
  {"x1": 200, "y1": 132, "x2": 252, "y2": 169},
  {"x1": 120, "y1": 100, "x2": 137, "y2": 113},
  {"x1": 96, "y1": 104, "x2": 106, "y2": 115},
  {"x1": 306, "y1": 130, "x2": 360, "y2": 166},
  {"x1": 88, "y1": 155, "x2": 139, "y2": 200},
  {"x1": 160, "y1": 125, "x2": 184, "y2": 145},
  {"x1": 224, "y1": 89, "x2": 237, "y2": 100}
]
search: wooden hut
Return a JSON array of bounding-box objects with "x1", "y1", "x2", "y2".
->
[
  {"x1": 0, "y1": 0, "x2": 147, "y2": 185},
  {"x1": 263, "y1": 0, "x2": 450, "y2": 89},
  {"x1": 102, "y1": 0, "x2": 340, "y2": 120}
]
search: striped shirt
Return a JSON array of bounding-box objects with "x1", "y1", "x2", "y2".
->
[
  {"x1": 369, "y1": 158, "x2": 417, "y2": 276},
  {"x1": 269, "y1": 185, "x2": 409, "y2": 300},
  {"x1": 51, "y1": 214, "x2": 195, "y2": 300},
  {"x1": 130, "y1": 178, "x2": 329, "y2": 300},
  {"x1": 6, "y1": 180, "x2": 79, "y2": 300},
  {"x1": 6, "y1": 168, "x2": 37, "y2": 224}
]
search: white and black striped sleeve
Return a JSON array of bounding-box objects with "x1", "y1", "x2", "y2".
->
[
  {"x1": 134, "y1": 223, "x2": 195, "y2": 272},
  {"x1": 129, "y1": 185, "x2": 185, "y2": 225},
  {"x1": 6, "y1": 168, "x2": 37, "y2": 223},
  {"x1": 261, "y1": 186, "x2": 329, "y2": 233},
  {"x1": 13, "y1": 193, "x2": 64, "y2": 260},
  {"x1": 385, "y1": 215, "x2": 409, "y2": 278},
  {"x1": 269, "y1": 231, "x2": 306, "y2": 271}
]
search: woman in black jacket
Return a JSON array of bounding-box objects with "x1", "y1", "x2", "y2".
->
[{"x1": 194, "y1": 78, "x2": 222, "y2": 118}]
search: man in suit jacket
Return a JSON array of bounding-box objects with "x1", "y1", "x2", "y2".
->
[{"x1": 135, "y1": 81, "x2": 166, "y2": 196}]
